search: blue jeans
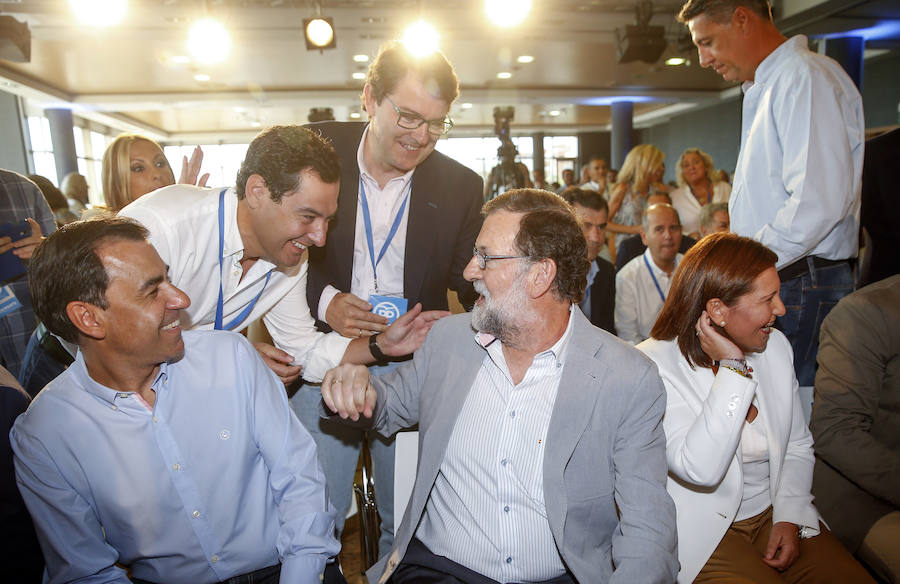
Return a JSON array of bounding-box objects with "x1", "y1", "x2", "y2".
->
[
  {"x1": 291, "y1": 362, "x2": 399, "y2": 559},
  {"x1": 776, "y1": 261, "x2": 854, "y2": 387}
]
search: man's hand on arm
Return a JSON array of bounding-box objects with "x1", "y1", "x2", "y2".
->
[
  {"x1": 325, "y1": 292, "x2": 389, "y2": 337},
  {"x1": 321, "y1": 364, "x2": 375, "y2": 421},
  {"x1": 253, "y1": 342, "x2": 302, "y2": 386}
]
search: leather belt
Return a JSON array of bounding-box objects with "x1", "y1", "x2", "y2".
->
[{"x1": 777, "y1": 256, "x2": 849, "y2": 282}]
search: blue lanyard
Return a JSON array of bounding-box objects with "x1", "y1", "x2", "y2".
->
[
  {"x1": 359, "y1": 177, "x2": 411, "y2": 293},
  {"x1": 643, "y1": 254, "x2": 668, "y2": 304},
  {"x1": 215, "y1": 189, "x2": 272, "y2": 331}
]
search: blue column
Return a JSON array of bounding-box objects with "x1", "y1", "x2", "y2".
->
[
  {"x1": 45, "y1": 108, "x2": 78, "y2": 182},
  {"x1": 823, "y1": 36, "x2": 864, "y2": 90},
  {"x1": 610, "y1": 101, "x2": 633, "y2": 170}
]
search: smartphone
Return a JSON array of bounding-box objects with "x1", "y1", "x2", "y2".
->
[{"x1": 0, "y1": 220, "x2": 31, "y2": 282}]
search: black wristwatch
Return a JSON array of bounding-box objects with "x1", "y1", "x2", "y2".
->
[{"x1": 369, "y1": 333, "x2": 388, "y2": 363}]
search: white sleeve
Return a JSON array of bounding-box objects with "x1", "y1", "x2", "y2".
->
[{"x1": 615, "y1": 268, "x2": 641, "y2": 345}]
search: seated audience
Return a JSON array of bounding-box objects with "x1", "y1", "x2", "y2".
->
[
  {"x1": 555, "y1": 168, "x2": 576, "y2": 194},
  {"x1": 616, "y1": 192, "x2": 696, "y2": 270},
  {"x1": 812, "y1": 274, "x2": 900, "y2": 583},
  {"x1": 27, "y1": 175, "x2": 78, "y2": 226},
  {"x1": 581, "y1": 155, "x2": 609, "y2": 196},
  {"x1": 12, "y1": 217, "x2": 340, "y2": 583},
  {"x1": 321, "y1": 189, "x2": 678, "y2": 584},
  {"x1": 638, "y1": 232, "x2": 873, "y2": 584},
  {"x1": 60, "y1": 172, "x2": 90, "y2": 215},
  {"x1": 699, "y1": 201, "x2": 730, "y2": 237},
  {"x1": 0, "y1": 365, "x2": 43, "y2": 581},
  {"x1": 608, "y1": 145, "x2": 667, "y2": 246},
  {"x1": 532, "y1": 168, "x2": 549, "y2": 191},
  {"x1": 669, "y1": 148, "x2": 732, "y2": 238},
  {"x1": 562, "y1": 187, "x2": 615, "y2": 334},
  {"x1": 615, "y1": 203, "x2": 683, "y2": 344}
]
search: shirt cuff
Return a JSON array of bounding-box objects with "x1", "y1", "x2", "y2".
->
[
  {"x1": 318, "y1": 285, "x2": 341, "y2": 323},
  {"x1": 280, "y1": 555, "x2": 328, "y2": 584}
]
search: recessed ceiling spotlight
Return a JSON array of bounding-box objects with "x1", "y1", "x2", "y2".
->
[
  {"x1": 171, "y1": 55, "x2": 190, "y2": 64},
  {"x1": 304, "y1": 17, "x2": 336, "y2": 50},
  {"x1": 516, "y1": 55, "x2": 534, "y2": 64},
  {"x1": 193, "y1": 73, "x2": 211, "y2": 82},
  {"x1": 353, "y1": 54, "x2": 369, "y2": 62},
  {"x1": 250, "y1": 121, "x2": 262, "y2": 127},
  {"x1": 497, "y1": 71, "x2": 512, "y2": 79},
  {"x1": 352, "y1": 72, "x2": 366, "y2": 80},
  {"x1": 350, "y1": 112, "x2": 361, "y2": 119},
  {"x1": 548, "y1": 110, "x2": 561, "y2": 116},
  {"x1": 665, "y1": 57, "x2": 687, "y2": 66},
  {"x1": 485, "y1": 0, "x2": 532, "y2": 28},
  {"x1": 69, "y1": 0, "x2": 127, "y2": 27},
  {"x1": 461, "y1": 103, "x2": 473, "y2": 109},
  {"x1": 402, "y1": 20, "x2": 439, "y2": 57},
  {"x1": 188, "y1": 18, "x2": 231, "y2": 64}
]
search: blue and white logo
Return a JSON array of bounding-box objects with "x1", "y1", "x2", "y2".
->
[{"x1": 373, "y1": 301, "x2": 401, "y2": 321}]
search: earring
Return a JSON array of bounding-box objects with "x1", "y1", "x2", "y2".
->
[{"x1": 720, "y1": 321, "x2": 726, "y2": 327}]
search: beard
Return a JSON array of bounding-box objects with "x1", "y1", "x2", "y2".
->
[{"x1": 471, "y1": 273, "x2": 530, "y2": 342}]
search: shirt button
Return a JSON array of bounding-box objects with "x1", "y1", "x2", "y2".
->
[
  {"x1": 172, "y1": 463, "x2": 181, "y2": 471},
  {"x1": 728, "y1": 401, "x2": 737, "y2": 411},
  {"x1": 505, "y1": 556, "x2": 512, "y2": 564},
  {"x1": 153, "y1": 416, "x2": 158, "y2": 423},
  {"x1": 509, "y1": 411, "x2": 515, "y2": 418},
  {"x1": 501, "y1": 458, "x2": 508, "y2": 467},
  {"x1": 110, "y1": 405, "x2": 117, "y2": 411},
  {"x1": 211, "y1": 555, "x2": 219, "y2": 562},
  {"x1": 726, "y1": 411, "x2": 735, "y2": 418},
  {"x1": 504, "y1": 505, "x2": 510, "y2": 512},
  {"x1": 192, "y1": 510, "x2": 200, "y2": 518}
]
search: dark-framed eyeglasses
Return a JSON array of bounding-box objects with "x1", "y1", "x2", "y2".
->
[
  {"x1": 384, "y1": 95, "x2": 454, "y2": 136},
  {"x1": 472, "y1": 247, "x2": 529, "y2": 270}
]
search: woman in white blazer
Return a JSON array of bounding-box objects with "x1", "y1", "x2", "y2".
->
[
  {"x1": 668, "y1": 148, "x2": 730, "y2": 239},
  {"x1": 638, "y1": 233, "x2": 872, "y2": 583}
]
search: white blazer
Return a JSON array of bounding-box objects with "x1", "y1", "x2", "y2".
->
[
  {"x1": 670, "y1": 181, "x2": 731, "y2": 236},
  {"x1": 638, "y1": 330, "x2": 819, "y2": 583}
]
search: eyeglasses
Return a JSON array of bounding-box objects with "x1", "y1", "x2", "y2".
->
[
  {"x1": 384, "y1": 95, "x2": 454, "y2": 136},
  {"x1": 472, "y1": 247, "x2": 529, "y2": 270}
]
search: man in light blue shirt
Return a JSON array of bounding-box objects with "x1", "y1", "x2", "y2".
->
[{"x1": 11, "y1": 217, "x2": 339, "y2": 584}]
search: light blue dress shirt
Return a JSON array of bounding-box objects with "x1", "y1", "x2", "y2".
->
[{"x1": 11, "y1": 330, "x2": 338, "y2": 584}]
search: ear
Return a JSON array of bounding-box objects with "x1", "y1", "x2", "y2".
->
[
  {"x1": 639, "y1": 227, "x2": 648, "y2": 246},
  {"x1": 243, "y1": 174, "x2": 270, "y2": 210},
  {"x1": 705, "y1": 297, "x2": 729, "y2": 323},
  {"x1": 65, "y1": 301, "x2": 106, "y2": 341},
  {"x1": 363, "y1": 84, "x2": 376, "y2": 117},
  {"x1": 732, "y1": 6, "x2": 751, "y2": 33},
  {"x1": 527, "y1": 258, "x2": 557, "y2": 299}
]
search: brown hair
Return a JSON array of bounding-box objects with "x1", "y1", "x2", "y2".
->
[
  {"x1": 561, "y1": 187, "x2": 609, "y2": 215},
  {"x1": 651, "y1": 232, "x2": 777, "y2": 368},
  {"x1": 483, "y1": 189, "x2": 589, "y2": 304},
  {"x1": 362, "y1": 40, "x2": 459, "y2": 110}
]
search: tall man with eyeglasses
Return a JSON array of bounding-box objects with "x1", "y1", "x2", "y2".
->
[{"x1": 297, "y1": 41, "x2": 484, "y2": 558}]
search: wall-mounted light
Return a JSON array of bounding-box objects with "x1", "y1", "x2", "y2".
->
[{"x1": 305, "y1": 17, "x2": 336, "y2": 51}]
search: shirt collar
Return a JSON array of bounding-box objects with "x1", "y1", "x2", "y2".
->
[
  {"x1": 356, "y1": 125, "x2": 416, "y2": 190},
  {"x1": 71, "y1": 350, "x2": 171, "y2": 406},
  {"x1": 743, "y1": 35, "x2": 805, "y2": 93},
  {"x1": 642, "y1": 247, "x2": 680, "y2": 277},
  {"x1": 222, "y1": 186, "x2": 277, "y2": 272}
]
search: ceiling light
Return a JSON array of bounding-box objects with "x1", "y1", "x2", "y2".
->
[
  {"x1": 352, "y1": 72, "x2": 366, "y2": 80},
  {"x1": 665, "y1": 57, "x2": 687, "y2": 66},
  {"x1": 402, "y1": 20, "x2": 439, "y2": 57},
  {"x1": 461, "y1": 103, "x2": 473, "y2": 109},
  {"x1": 69, "y1": 0, "x2": 127, "y2": 27},
  {"x1": 485, "y1": 0, "x2": 532, "y2": 28},
  {"x1": 187, "y1": 18, "x2": 231, "y2": 64},
  {"x1": 497, "y1": 71, "x2": 512, "y2": 79},
  {"x1": 548, "y1": 110, "x2": 561, "y2": 116},
  {"x1": 171, "y1": 55, "x2": 190, "y2": 64},
  {"x1": 250, "y1": 121, "x2": 262, "y2": 127},
  {"x1": 350, "y1": 112, "x2": 361, "y2": 119},
  {"x1": 516, "y1": 55, "x2": 534, "y2": 64},
  {"x1": 193, "y1": 73, "x2": 211, "y2": 82},
  {"x1": 304, "y1": 17, "x2": 336, "y2": 50},
  {"x1": 353, "y1": 54, "x2": 369, "y2": 63}
]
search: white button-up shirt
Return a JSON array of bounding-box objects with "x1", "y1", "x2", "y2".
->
[
  {"x1": 730, "y1": 35, "x2": 864, "y2": 269},
  {"x1": 120, "y1": 185, "x2": 351, "y2": 382},
  {"x1": 416, "y1": 308, "x2": 575, "y2": 582},
  {"x1": 615, "y1": 249, "x2": 682, "y2": 345}
]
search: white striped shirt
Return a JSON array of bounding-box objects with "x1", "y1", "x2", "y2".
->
[{"x1": 416, "y1": 308, "x2": 575, "y2": 582}]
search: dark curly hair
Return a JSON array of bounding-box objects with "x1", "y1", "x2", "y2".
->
[
  {"x1": 235, "y1": 125, "x2": 340, "y2": 203},
  {"x1": 483, "y1": 189, "x2": 589, "y2": 304},
  {"x1": 29, "y1": 217, "x2": 149, "y2": 344}
]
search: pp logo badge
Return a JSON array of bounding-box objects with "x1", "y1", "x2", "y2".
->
[{"x1": 368, "y1": 294, "x2": 408, "y2": 324}]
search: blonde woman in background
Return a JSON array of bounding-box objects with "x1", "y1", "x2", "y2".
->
[
  {"x1": 607, "y1": 144, "x2": 666, "y2": 250},
  {"x1": 670, "y1": 148, "x2": 732, "y2": 239},
  {"x1": 100, "y1": 133, "x2": 208, "y2": 213}
]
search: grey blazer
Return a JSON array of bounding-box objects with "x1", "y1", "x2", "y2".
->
[{"x1": 363, "y1": 310, "x2": 678, "y2": 583}]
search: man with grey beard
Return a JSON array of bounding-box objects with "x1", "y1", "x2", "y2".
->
[{"x1": 319, "y1": 189, "x2": 677, "y2": 584}]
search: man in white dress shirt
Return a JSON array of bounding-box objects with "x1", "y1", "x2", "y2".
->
[
  {"x1": 320, "y1": 189, "x2": 677, "y2": 584},
  {"x1": 581, "y1": 155, "x2": 609, "y2": 196},
  {"x1": 678, "y1": 0, "x2": 864, "y2": 385},
  {"x1": 616, "y1": 204, "x2": 683, "y2": 344}
]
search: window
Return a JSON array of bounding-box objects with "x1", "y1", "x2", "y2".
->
[{"x1": 27, "y1": 116, "x2": 58, "y2": 186}]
